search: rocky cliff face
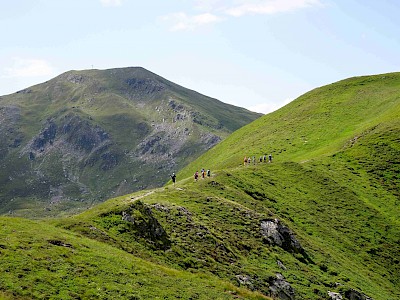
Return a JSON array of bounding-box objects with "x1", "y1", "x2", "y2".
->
[{"x1": 0, "y1": 67, "x2": 261, "y2": 216}]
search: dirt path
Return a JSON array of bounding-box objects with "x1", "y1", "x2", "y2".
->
[{"x1": 128, "y1": 191, "x2": 155, "y2": 203}]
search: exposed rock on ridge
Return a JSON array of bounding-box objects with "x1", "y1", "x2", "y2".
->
[{"x1": 260, "y1": 218, "x2": 304, "y2": 254}]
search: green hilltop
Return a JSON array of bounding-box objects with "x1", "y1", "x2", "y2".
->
[
  {"x1": 0, "y1": 72, "x2": 399, "y2": 299},
  {"x1": 178, "y1": 72, "x2": 400, "y2": 175}
]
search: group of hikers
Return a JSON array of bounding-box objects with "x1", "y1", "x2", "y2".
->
[
  {"x1": 169, "y1": 168, "x2": 211, "y2": 186},
  {"x1": 170, "y1": 154, "x2": 272, "y2": 186},
  {"x1": 244, "y1": 154, "x2": 272, "y2": 166},
  {"x1": 194, "y1": 168, "x2": 211, "y2": 181}
]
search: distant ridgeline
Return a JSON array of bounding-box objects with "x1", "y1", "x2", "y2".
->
[{"x1": 0, "y1": 67, "x2": 261, "y2": 217}]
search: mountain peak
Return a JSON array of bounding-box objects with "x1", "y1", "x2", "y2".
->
[{"x1": 0, "y1": 67, "x2": 260, "y2": 217}]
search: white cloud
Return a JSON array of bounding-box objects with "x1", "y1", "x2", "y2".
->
[
  {"x1": 225, "y1": 0, "x2": 322, "y2": 17},
  {"x1": 100, "y1": 0, "x2": 122, "y2": 7},
  {"x1": 162, "y1": 0, "x2": 322, "y2": 30},
  {"x1": 162, "y1": 12, "x2": 223, "y2": 31},
  {"x1": 3, "y1": 58, "x2": 55, "y2": 78}
]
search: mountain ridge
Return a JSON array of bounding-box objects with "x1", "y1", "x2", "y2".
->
[{"x1": 0, "y1": 67, "x2": 261, "y2": 217}]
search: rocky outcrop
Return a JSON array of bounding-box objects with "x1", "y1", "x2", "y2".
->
[
  {"x1": 328, "y1": 291, "x2": 343, "y2": 300},
  {"x1": 236, "y1": 273, "x2": 296, "y2": 297},
  {"x1": 268, "y1": 273, "x2": 296, "y2": 300},
  {"x1": 326, "y1": 289, "x2": 374, "y2": 300},
  {"x1": 66, "y1": 74, "x2": 86, "y2": 84},
  {"x1": 32, "y1": 121, "x2": 57, "y2": 150},
  {"x1": 25, "y1": 114, "x2": 121, "y2": 172},
  {"x1": 60, "y1": 114, "x2": 111, "y2": 152},
  {"x1": 260, "y1": 218, "x2": 304, "y2": 254},
  {"x1": 122, "y1": 201, "x2": 171, "y2": 250},
  {"x1": 27, "y1": 114, "x2": 112, "y2": 155},
  {"x1": 125, "y1": 77, "x2": 165, "y2": 99},
  {"x1": 236, "y1": 275, "x2": 254, "y2": 290},
  {"x1": 344, "y1": 289, "x2": 374, "y2": 300}
]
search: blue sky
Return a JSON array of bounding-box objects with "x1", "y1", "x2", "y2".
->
[{"x1": 1, "y1": 0, "x2": 399, "y2": 113}]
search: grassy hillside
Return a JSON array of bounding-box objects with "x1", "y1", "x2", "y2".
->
[
  {"x1": 0, "y1": 216, "x2": 268, "y2": 300},
  {"x1": 0, "y1": 72, "x2": 398, "y2": 299},
  {"x1": 0, "y1": 67, "x2": 260, "y2": 217},
  {"x1": 170, "y1": 72, "x2": 399, "y2": 299},
  {"x1": 53, "y1": 161, "x2": 398, "y2": 299},
  {"x1": 178, "y1": 72, "x2": 400, "y2": 176}
]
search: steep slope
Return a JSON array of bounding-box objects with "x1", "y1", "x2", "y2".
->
[
  {"x1": 178, "y1": 72, "x2": 400, "y2": 175},
  {"x1": 54, "y1": 73, "x2": 399, "y2": 299},
  {"x1": 0, "y1": 67, "x2": 261, "y2": 217}
]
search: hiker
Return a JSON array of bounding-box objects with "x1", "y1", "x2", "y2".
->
[
  {"x1": 263, "y1": 154, "x2": 267, "y2": 162},
  {"x1": 202, "y1": 169, "x2": 206, "y2": 179},
  {"x1": 253, "y1": 156, "x2": 256, "y2": 165},
  {"x1": 244, "y1": 156, "x2": 247, "y2": 166},
  {"x1": 259, "y1": 156, "x2": 263, "y2": 163},
  {"x1": 268, "y1": 154, "x2": 272, "y2": 163},
  {"x1": 248, "y1": 156, "x2": 251, "y2": 165},
  {"x1": 207, "y1": 169, "x2": 211, "y2": 177},
  {"x1": 194, "y1": 171, "x2": 199, "y2": 181},
  {"x1": 170, "y1": 173, "x2": 176, "y2": 186}
]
